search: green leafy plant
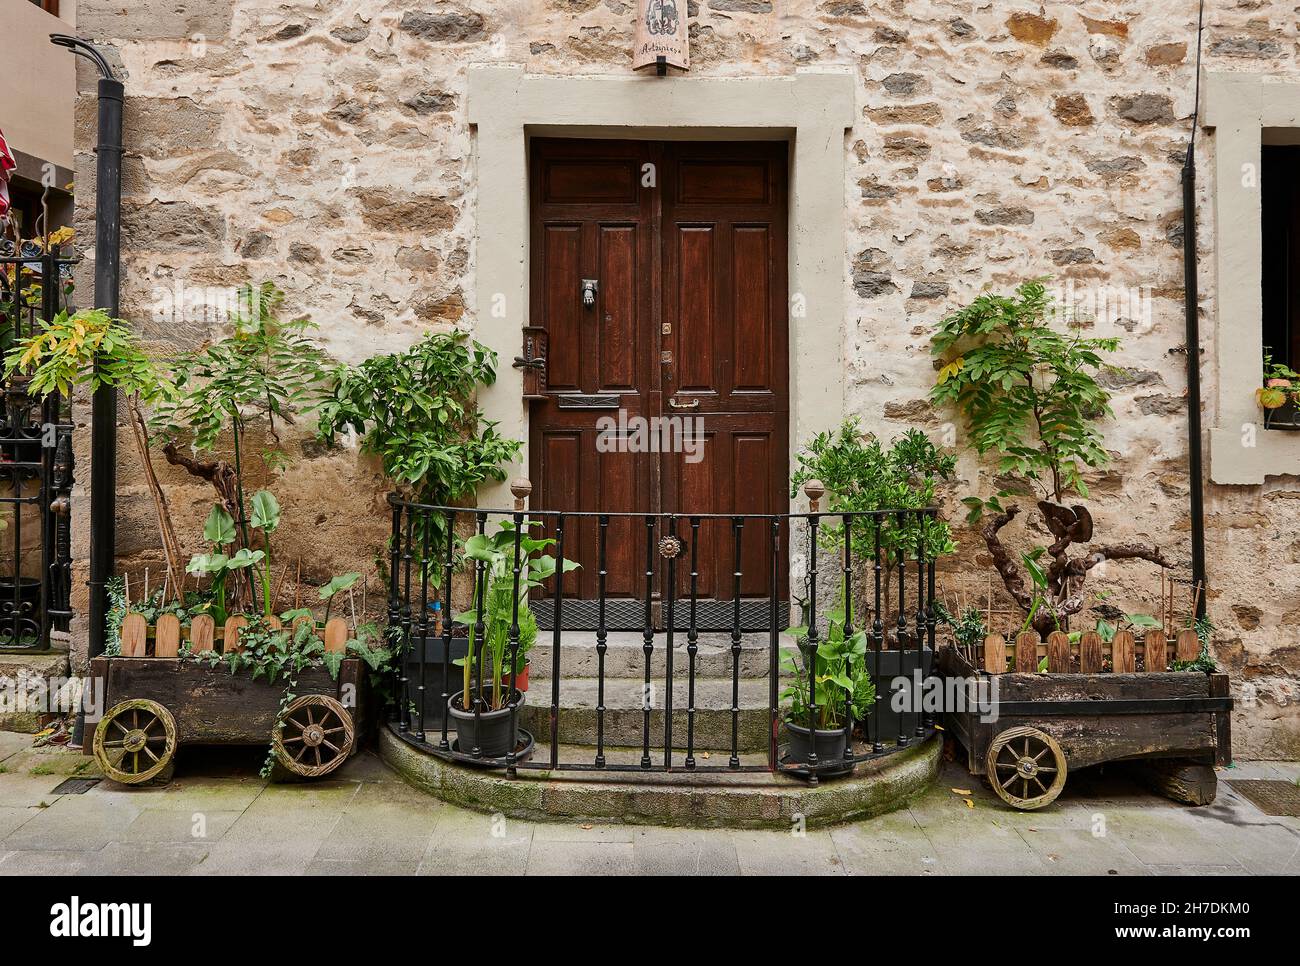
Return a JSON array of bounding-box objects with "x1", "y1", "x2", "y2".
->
[
  {"x1": 1258, "y1": 352, "x2": 1300, "y2": 410},
  {"x1": 453, "y1": 519, "x2": 579, "y2": 712},
  {"x1": 5, "y1": 308, "x2": 186, "y2": 593},
  {"x1": 930, "y1": 280, "x2": 1170, "y2": 636},
  {"x1": 790, "y1": 419, "x2": 956, "y2": 620},
  {"x1": 1171, "y1": 614, "x2": 1218, "y2": 673},
  {"x1": 150, "y1": 283, "x2": 334, "y2": 607},
  {"x1": 935, "y1": 602, "x2": 988, "y2": 658},
  {"x1": 316, "y1": 331, "x2": 522, "y2": 578},
  {"x1": 782, "y1": 608, "x2": 876, "y2": 730},
  {"x1": 104, "y1": 574, "x2": 213, "y2": 657},
  {"x1": 318, "y1": 571, "x2": 360, "y2": 623}
]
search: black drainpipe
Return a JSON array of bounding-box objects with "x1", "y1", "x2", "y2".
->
[
  {"x1": 1180, "y1": 0, "x2": 1208, "y2": 620},
  {"x1": 51, "y1": 36, "x2": 123, "y2": 742}
]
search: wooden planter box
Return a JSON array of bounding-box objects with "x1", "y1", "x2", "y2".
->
[
  {"x1": 87, "y1": 613, "x2": 368, "y2": 786},
  {"x1": 938, "y1": 635, "x2": 1232, "y2": 811}
]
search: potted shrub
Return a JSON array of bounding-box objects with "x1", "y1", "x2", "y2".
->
[
  {"x1": 1258, "y1": 353, "x2": 1300, "y2": 430},
  {"x1": 781, "y1": 607, "x2": 875, "y2": 775},
  {"x1": 448, "y1": 518, "x2": 577, "y2": 756}
]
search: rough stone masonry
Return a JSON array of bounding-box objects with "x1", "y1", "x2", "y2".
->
[{"x1": 66, "y1": 1, "x2": 1300, "y2": 757}]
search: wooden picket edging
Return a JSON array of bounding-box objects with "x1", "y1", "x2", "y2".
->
[
  {"x1": 980, "y1": 627, "x2": 1203, "y2": 675},
  {"x1": 117, "y1": 612, "x2": 352, "y2": 659}
]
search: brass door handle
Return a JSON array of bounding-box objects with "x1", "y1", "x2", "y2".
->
[{"x1": 668, "y1": 398, "x2": 699, "y2": 410}]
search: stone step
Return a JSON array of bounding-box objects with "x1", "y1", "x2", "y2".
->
[
  {"x1": 381, "y1": 725, "x2": 943, "y2": 829},
  {"x1": 526, "y1": 630, "x2": 796, "y2": 678},
  {"x1": 518, "y1": 675, "x2": 773, "y2": 752}
]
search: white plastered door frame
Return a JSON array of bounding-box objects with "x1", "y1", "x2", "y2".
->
[{"x1": 466, "y1": 64, "x2": 856, "y2": 507}]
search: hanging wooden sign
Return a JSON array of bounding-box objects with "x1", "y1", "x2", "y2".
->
[{"x1": 633, "y1": 0, "x2": 689, "y2": 72}]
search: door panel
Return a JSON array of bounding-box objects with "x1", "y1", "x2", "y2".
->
[{"x1": 529, "y1": 138, "x2": 788, "y2": 629}]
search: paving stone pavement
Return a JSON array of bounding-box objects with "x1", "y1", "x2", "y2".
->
[{"x1": 0, "y1": 732, "x2": 1297, "y2": 875}]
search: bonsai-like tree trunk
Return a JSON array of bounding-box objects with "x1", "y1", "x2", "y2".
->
[
  {"x1": 981, "y1": 502, "x2": 1171, "y2": 636},
  {"x1": 125, "y1": 396, "x2": 185, "y2": 599}
]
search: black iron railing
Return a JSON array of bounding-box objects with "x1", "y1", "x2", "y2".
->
[
  {"x1": 385, "y1": 482, "x2": 940, "y2": 781},
  {"x1": 0, "y1": 245, "x2": 76, "y2": 650}
]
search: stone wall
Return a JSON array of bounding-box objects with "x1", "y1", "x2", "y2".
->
[{"x1": 70, "y1": 1, "x2": 1300, "y2": 757}]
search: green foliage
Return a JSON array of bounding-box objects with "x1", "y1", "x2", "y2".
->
[
  {"x1": 149, "y1": 283, "x2": 334, "y2": 455},
  {"x1": 930, "y1": 279, "x2": 1120, "y2": 505},
  {"x1": 452, "y1": 519, "x2": 579, "y2": 711},
  {"x1": 3, "y1": 308, "x2": 172, "y2": 402},
  {"x1": 317, "y1": 571, "x2": 360, "y2": 623},
  {"x1": 1259, "y1": 352, "x2": 1300, "y2": 409},
  {"x1": 935, "y1": 602, "x2": 987, "y2": 653},
  {"x1": 782, "y1": 609, "x2": 876, "y2": 730},
  {"x1": 790, "y1": 418, "x2": 957, "y2": 563},
  {"x1": 317, "y1": 330, "x2": 521, "y2": 504}
]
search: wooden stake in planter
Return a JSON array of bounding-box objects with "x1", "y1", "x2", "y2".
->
[
  {"x1": 190, "y1": 614, "x2": 216, "y2": 655},
  {"x1": 1014, "y1": 630, "x2": 1038, "y2": 673},
  {"x1": 1112, "y1": 629, "x2": 1136, "y2": 673},
  {"x1": 1176, "y1": 628, "x2": 1201, "y2": 664},
  {"x1": 1078, "y1": 630, "x2": 1103, "y2": 673},
  {"x1": 154, "y1": 613, "x2": 181, "y2": 658},
  {"x1": 1046, "y1": 630, "x2": 1071, "y2": 673},
  {"x1": 1146, "y1": 629, "x2": 1168, "y2": 671},
  {"x1": 120, "y1": 613, "x2": 148, "y2": 657},
  {"x1": 323, "y1": 617, "x2": 349, "y2": 654},
  {"x1": 224, "y1": 615, "x2": 248, "y2": 653},
  {"x1": 983, "y1": 633, "x2": 1006, "y2": 674}
]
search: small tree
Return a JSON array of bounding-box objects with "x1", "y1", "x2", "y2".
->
[
  {"x1": 930, "y1": 280, "x2": 1170, "y2": 635},
  {"x1": 4, "y1": 308, "x2": 186, "y2": 595},
  {"x1": 149, "y1": 282, "x2": 334, "y2": 606}
]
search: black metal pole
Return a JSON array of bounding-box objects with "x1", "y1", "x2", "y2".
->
[
  {"x1": 1182, "y1": 147, "x2": 1208, "y2": 619},
  {"x1": 51, "y1": 36, "x2": 122, "y2": 660}
]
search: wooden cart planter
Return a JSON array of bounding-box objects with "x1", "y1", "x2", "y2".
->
[
  {"x1": 938, "y1": 627, "x2": 1232, "y2": 811},
  {"x1": 87, "y1": 613, "x2": 365, "y2": 786}
]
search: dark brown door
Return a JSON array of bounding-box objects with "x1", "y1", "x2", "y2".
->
[{"x1": 529, "y1": 138, "x2": 788, "y2": 629}]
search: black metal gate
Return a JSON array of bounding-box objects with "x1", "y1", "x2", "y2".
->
[{"x1": 0, "y1": 241, "x2": 75, "y2": 650}]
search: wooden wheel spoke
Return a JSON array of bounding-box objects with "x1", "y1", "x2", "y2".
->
[
  {"x1": 1031, "y1": 775, "x2": 1047, "y2": 795},
  {"x1": 111, "y1": 719, "x2": 130, "y2": 735},
  {"x1": 1036, "y1": 765, "x2": 1057, "y2": 774},
  {"x1": 1001, "y1": 772, "x2": 1019, "y2": 789},
  {"x1": 102, "y1": 739, "x2": 125, "y2": 748},
  {"x1": 995, "y1": 761, "x2": 1017, "y2": 770},
  {"x1": 294, "y1": 744, "x2": 308, "y2": 762},
  {"x1": 1032, "y1": 746, "x2": 1051, "y2": 763},
  {"x1": 143, "y1": 745, "x2": 159, "y2": 763},
  {"x1": 321, "y1": 739, "x2": 339, "y2": 754},
  {"x1": 282, "y1": 735, "x2": 304, "y2": 745},
  {"x1": 321, "y1": 725, "x2": 346, "y2": 736}
]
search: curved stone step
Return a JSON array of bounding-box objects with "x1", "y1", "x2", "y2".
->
[
  {"x1": 380, "y1": 726, "x2": 942, "y2": 829},
  {"x1": 518, "y1": 675, "x2": 773, "y2": 752}
]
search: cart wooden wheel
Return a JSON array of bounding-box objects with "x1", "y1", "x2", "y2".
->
[
  {"x1": 273, "y1": 694, "x2": 354, "y2": 779},
  {"x1": 93, "y1": 699, "x2": 178, "y2": 785},
  {"x1": 986, "y1": 726, "x2": 1068, "y2": 810}
]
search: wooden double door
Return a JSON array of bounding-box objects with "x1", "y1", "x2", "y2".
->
[{"x1": 528, "y1": 138, "x2": 790, "y2": 630}]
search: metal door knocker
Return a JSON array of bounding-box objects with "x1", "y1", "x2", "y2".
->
[{"x1": 581, "y1": 278, "x2": 598, "y2": 308}]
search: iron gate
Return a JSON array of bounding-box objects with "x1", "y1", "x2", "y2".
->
[{"x1": 0, "y1": 241, "x2": 75, "y2": 650}]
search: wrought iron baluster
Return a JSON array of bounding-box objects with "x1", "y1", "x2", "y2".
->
[
  {"x1": 768, "y1": 517, "x2": 780, "y2": 771},
  {"x1": 594, "y1": 515, "x2": 609, "y2": 768},
  {"x1": 729, "y1": 516, "x2": 744, "y2": 768},
  {"x1": 398, "y1": 504, "x2": 415, "y2": 733},
  {"x1": 663, "y1": 516, "x2": 678, "y2": 769},
  {"x1": 925, "y1": 510, "x2": 938, "y2": 733},
  {"x1": 387, "y1": 502, "x2": 402, "y2": 722},
  {"x1": 49, "y1": 430, "x2": 73, "y2": 632},
  {"x1": 842, "y1": 514, "x2": 854, "y2": 764},
  {"x1": 895, "y1": 510, "x2": 908, "y2": 747},
  {"x1": 640, "y1": 514, "x2": 655, "y2": 769},
  {"x1": 506, "y1": 484, "x2": 527, "y2": 778},
  {"x1": 872, "y1": 514, "x2": 884, "y2": 753},
  {"x1": 439, "y1": 510, "x2": 456, "y2": 750},
  {"x1": 915, "y1": 510, "x2": 927, "y2": 739},
  {"x1": 805, "y1": 487, "x2": 822, "y2": 784},
  {"x1": 416, "y1": 510, "x2": 432, "y2": 741},
  {"x1": 550, "y1": 514, "x2": 566, "y2": 769},
  {"x1": 685, "y1": 516, "x2": 701, "y2": 768},
  {"x1": 469, "y1": 511, "x2": 488, "y2": 757}
]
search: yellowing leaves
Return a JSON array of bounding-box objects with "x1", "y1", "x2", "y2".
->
[{"x1": 936, "y1": 357, "x2": 964, "y2": 385}]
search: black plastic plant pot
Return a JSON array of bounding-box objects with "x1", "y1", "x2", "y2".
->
[
  {"x1": 865, "y1": 646, "x2": 934, "y2": 744},
  {"x1": 447, "y1": 688, "x2": 525, "y2": 758},
  {"x1": 784, "y1": 720, "x2": 853, "y2": 777},
  {"x1": 405, "y1": 631, "x2": 470, "y2": 730},
  {"x1": 1264, "y1": 398, "x2": 1300, "y2": 431}
]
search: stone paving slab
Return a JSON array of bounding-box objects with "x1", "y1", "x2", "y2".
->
[{"x1": 0, "y1": 733, "x2": 1298, "y2": 875}]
